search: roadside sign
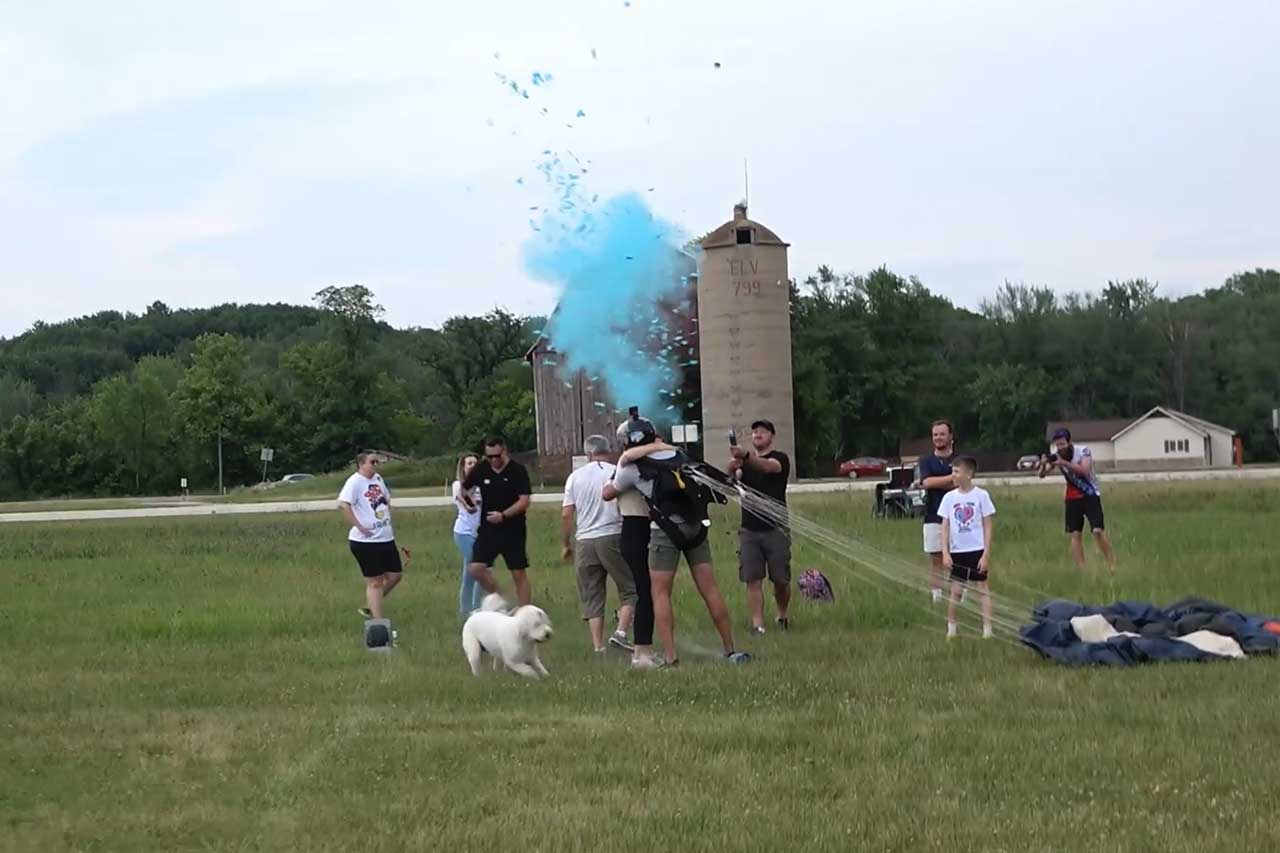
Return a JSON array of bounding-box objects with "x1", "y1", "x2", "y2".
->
[
  {"x1": 672, "y1": 425, "x2": 700, "y2": 444},
  {"x1": 260, "y1": 448, "x2": 274, "y2": 462}
]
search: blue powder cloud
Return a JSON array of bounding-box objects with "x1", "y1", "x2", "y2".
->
[{"x1": 522, "y1": 192, "x2": 690, "y2": 415}]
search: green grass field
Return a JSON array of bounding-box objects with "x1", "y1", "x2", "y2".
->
[{"x1": 3, "y1": 482, "x2": 1279, "y2": 851}]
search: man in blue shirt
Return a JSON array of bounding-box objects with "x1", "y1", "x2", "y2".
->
[{"x1": 915, "y1": 420, "x2": 956, "y2": 603}]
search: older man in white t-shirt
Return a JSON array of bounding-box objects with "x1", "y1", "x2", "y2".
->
[{"x1": 562, "y1": 435, "x2": 637, "y2": 653}]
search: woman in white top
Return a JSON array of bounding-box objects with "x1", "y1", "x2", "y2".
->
[
  {"x1": 452, "y1": 452, "x2": 483, "y2": 615},
  {"x1": 337, "y1": 451, "x2": 402, "y2": 620}
]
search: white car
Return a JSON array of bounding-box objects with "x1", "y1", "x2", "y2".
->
[
  {"x1": 279, "y1": 473, "x2": 315, "y2": 484},
  {"x1": 1016, "y1": 455, "x2": 1041, "y2": 471}
]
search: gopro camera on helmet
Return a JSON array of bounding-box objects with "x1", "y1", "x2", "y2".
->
[{"x1": 616, "y1": 406, "x2": 657, "y2": 449}]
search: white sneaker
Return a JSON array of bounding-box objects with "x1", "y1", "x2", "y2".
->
[
  {"x1": 946, "y1": 623, "x2": 957, "y2": 640},
  {"x1": 631, "y1": 654, "x2": 662, "y2": 670},
  {"x1": 982, "y1": 627, "x2": 994, "y2": 639},
  {"x1": 931, "y1": 589, "x2": 942, "y2": 604}
]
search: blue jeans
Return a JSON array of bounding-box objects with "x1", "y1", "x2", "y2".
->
[{"x1": 454, "y1": 531, "x2": 482, "y2": 614}]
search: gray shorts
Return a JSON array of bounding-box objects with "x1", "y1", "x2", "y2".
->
[
  {"x1": 738, "y1": 528, "x2": 791, "y2": 585},
  {"x1": 648, "y1": 525, "x2": 714, "y2": 573},
  {"x1": 575, "y1": 534, "x2": 637, "y2": 619}
]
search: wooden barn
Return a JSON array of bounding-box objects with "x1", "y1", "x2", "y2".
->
[{"x1": 525, "y1": 337, "x2": 628, "y2": 460}]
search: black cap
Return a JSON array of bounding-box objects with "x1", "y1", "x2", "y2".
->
[{"x1": 751, "y1": 419, "x2": 776, "y2": 434}]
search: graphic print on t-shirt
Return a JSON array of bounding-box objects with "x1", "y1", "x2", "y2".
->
[
  {"x1": 952, "y1": 500, "x2": 977, "y2": 532},
  {"x1": 365, "y1": 483, "x2": 390, "y2": 527}
]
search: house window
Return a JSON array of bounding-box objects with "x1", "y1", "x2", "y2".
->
[
  {"x1": 735, "y1": 227, "x2": 753, "y2": 245},
  {"x1": 1164, "y1": 440, "x2": 1172, "y2": 453},
  {"x1": 1178, "y1": 439, "x2": 1189, "y2": 452}
]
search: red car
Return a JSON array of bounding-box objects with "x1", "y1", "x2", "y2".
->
[{"x1": 839, "y1": 457, "x2": 888, "y2": 479}]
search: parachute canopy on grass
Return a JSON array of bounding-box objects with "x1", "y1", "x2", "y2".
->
[{"x1": 1020, "y1": 598, "x2": 1280, "y2": 666}]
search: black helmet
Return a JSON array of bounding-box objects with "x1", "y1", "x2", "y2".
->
[{"x1": 616, "y1": 413, "x2": 657, "y2": 448}]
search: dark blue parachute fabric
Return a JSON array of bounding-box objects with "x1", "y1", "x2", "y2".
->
[{"x1": 1019, "y1": 597, "x2": 1280, "y2": 666}]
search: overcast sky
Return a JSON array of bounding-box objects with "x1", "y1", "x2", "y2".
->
[{"x1": 3, "y1": 0, "x2": 1278, "y2": 338}]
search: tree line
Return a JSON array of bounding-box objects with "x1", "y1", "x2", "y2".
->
[
  {"x1": 0, "y1": 287, "x2": 540, "y2": 498},
  {"x1": 789, "y1": 267, "x2": 1280, "y2": 476},
  {"x1": 1, "y1": 268, "x2": 1277, "y2": 496}
]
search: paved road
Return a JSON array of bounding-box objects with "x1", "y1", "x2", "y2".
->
[{"x1": 3, "y1": 466, "x2": 1278, "y2": 525}]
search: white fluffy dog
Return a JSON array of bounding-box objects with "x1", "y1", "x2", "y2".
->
[{"x1": 461, "y1": 593, "x2": 554, "y2": 679}]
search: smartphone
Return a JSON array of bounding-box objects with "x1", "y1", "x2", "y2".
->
[{"x1": 728, "y1": 429, "x2": 738, "y2": 447}]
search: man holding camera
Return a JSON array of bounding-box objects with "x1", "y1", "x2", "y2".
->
[
  {"x1": 728, "y1": 419, "x2": 792, "y2": 635},
  {"x1": 1038, "y1": 427, "x2": 1117, "y2": 572}
]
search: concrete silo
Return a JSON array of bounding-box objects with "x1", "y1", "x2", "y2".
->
[{"x1": 696, "y1": 204, "x2": 795, "y2": 476}]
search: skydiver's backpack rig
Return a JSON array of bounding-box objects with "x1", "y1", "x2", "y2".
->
[{"x1": 634, "y1": 452, "x2": 729, "y2": 549}]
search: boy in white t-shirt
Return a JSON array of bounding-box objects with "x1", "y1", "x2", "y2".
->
[{"x1": 939, "y1": 455, "x2": 996, "y2": 639}]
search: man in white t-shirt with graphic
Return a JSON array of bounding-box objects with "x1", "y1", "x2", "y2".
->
[
  {"x1": 562, "y1": 435, "x2": 637, "y2": 653},
  {"x1": 337, "y1": 452, "x2": 403, "y2": 621},
  {"x1": 939, "y1": 455, "x2": 996, "y2": 640}
]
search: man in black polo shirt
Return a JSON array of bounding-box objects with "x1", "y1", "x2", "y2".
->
[
  {"x1": 462, "y1": 436, "x2": 535, "y2": 606},
  {"x1": 728, "y1": 419, "x2": 792, "y2": 634}
]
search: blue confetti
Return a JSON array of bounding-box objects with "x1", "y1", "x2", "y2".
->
[
  {"x1": 576, "y1": 109, "x2": 586, "y2": 118},
  {"x1": 523, "y1": 192, "x2": 688, "y2": 414}
]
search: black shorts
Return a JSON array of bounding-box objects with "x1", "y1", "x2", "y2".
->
[
  {"x1": 949, "y1": 549, "x2": 987, "y2": 583},
  {"x1": 350, "y1": 540, "x2": 403, "y2": 578},
  {"x1": 1065, "y1": 496, "x2": 1105, "y2": 533},
  {"x1": 472, "y1": 523, "x2": 530, "y2": 571}
]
